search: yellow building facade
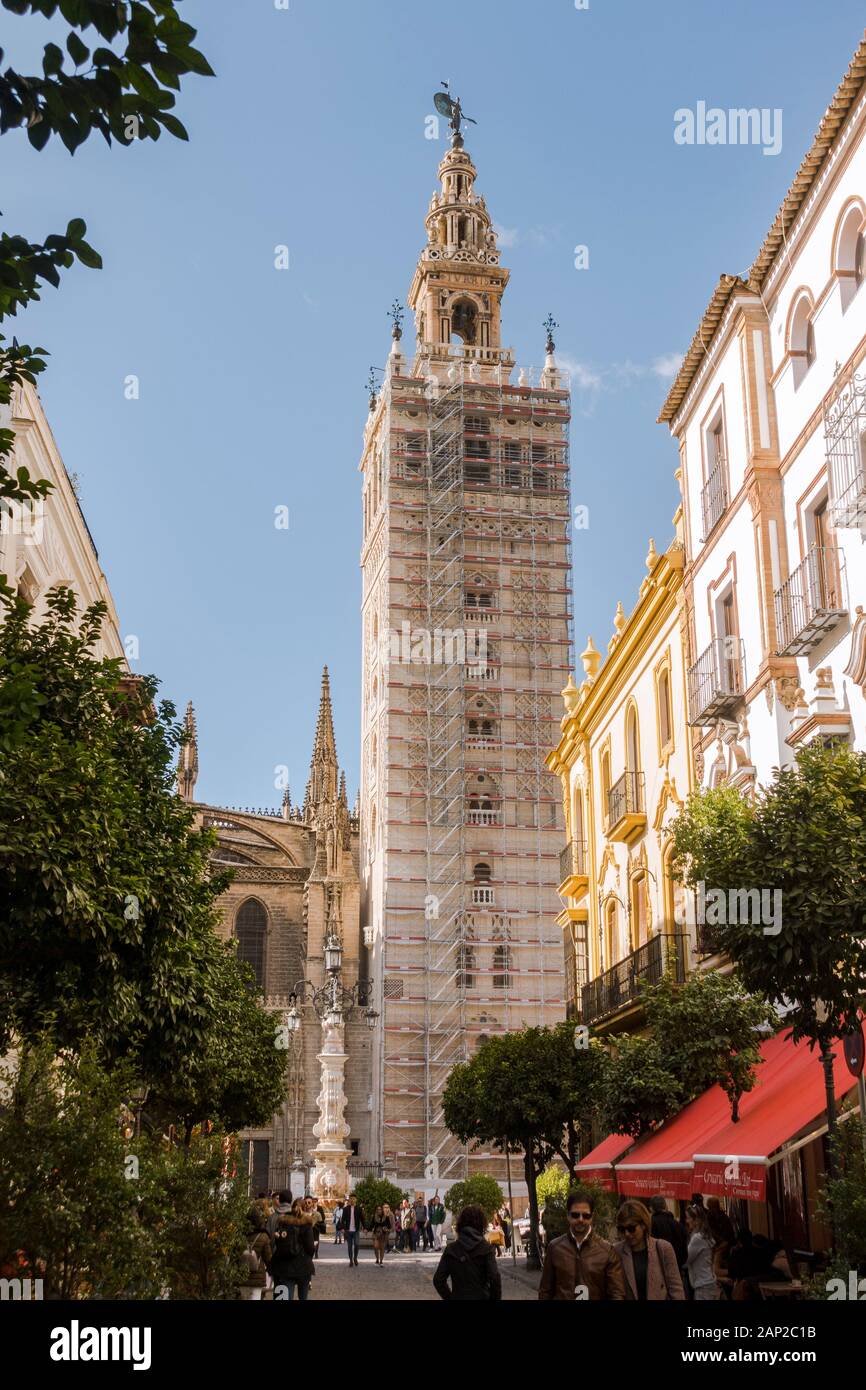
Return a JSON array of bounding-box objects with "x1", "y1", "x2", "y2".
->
[{"x1": 546, "y1": 517, "x2": 695, "y2": 1034}]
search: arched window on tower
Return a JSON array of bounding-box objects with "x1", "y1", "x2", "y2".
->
[
  {"x1": 451, "y1": 298, "x2": 478, "y2": 346},
  {"x1": 235, "y1": 898, "x2": 268, "y2": 990}
]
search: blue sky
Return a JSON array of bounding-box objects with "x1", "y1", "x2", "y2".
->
[{"x1": 5, "y1": 0, "x2": 864, "y2": 806}]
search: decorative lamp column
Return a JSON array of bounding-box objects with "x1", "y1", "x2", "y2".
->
[{"x1": 309, "y1": 1006, "x2": 352, "y2": 1204}]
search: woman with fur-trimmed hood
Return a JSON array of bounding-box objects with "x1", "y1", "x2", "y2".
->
[{"x1": 268, "y1": 1198, "x2": 317, "y2": 1302}]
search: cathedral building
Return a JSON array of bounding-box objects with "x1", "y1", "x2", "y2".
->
[
  {"x1": 183, "y1": 670, "x2": 374, "y2": 1194},
  {"x1": 359, "y1": 115, "x2": 573, "y2": 1182}
]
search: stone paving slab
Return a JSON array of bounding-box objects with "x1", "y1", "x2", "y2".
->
[{"x1": 283, "y1": 1242, "x2": 539, "y2": 1301}]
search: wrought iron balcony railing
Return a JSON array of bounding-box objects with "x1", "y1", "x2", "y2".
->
[
  {"x1": 701, "y1": 457, "x2": 728, "y2": 539},
  {"x1": 687, "y1": 637, "x2": 744, "y2": 725},
  {"x1": 774, "y1": 545, "x2": 846, "y2": 656},
  {"x1": 580, "y1": 933, "x2": 687, "y2": 1026},
  {"x1": 559, "y1": 837, "x2": 588, "y2": 888},
  {"x1": 606, "y1": 770, "x2": 645, "y2": 833},
  {"x1": 824, "y1": 371, "x2": 866, "y2": 527}
]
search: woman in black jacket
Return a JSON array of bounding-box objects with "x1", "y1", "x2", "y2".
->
[
  {"x1": 269, "y1": 1199, "x2": 316, "y2": 1301},
  {"x1": 433, "y1": 1206, "x2": 502, "y2": 1301}
]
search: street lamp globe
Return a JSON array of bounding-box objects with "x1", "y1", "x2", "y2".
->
[
  {"x1": 364, "y1": 1005, "x2": 379, "y2": 1031},
  {"x1": 286, "y1": 1004, "x2": 301, "y2": 1033}
]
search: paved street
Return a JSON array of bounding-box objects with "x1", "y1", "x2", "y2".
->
[{"x1": 295, "y1": 1241, "x2": 540, "y2": 1301}]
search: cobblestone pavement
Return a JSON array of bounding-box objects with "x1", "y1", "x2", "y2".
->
[{"x1": 295, "y1": 1241, "x2": 540, "y2": 1301}]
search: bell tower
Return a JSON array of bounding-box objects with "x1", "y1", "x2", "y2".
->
[
  {"x1": 407, "y1": 140, "x2": 510, "y2": 373},
  {"x1": 360, "y1": 98, "x2": 573, "y2": 1184}
]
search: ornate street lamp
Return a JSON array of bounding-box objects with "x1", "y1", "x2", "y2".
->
[{"x1": 324, "y1": 932, "x2": 343, "y2": 975}]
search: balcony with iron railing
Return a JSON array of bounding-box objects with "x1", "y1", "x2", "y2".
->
[
  {"x1": 558, "y1": 837, "x2": 589, "y2": 896},
  {"x1": 606, "y1": 771, "x2": 646, "y2": 845},
  {"x1": 687, "y1": 637, "x2": 744, "y2": 725},
  {"x1": 824, "y1": 371, "x2": 866, "y2": 527},
  {"x1": 580, "y1": 932, "x2": 687, "y2": 1028},
  {"x1": 774, "y1": 545, "x2": 847, "y2": 656},
  {"x1": 701, "y1": 456, "x2": 728, "y2": 540}
]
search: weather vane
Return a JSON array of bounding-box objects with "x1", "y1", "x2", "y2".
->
[
  {"x1": 543, "y1": 313, "x2": 559, "y2": 354},
  {"x1": 388, "y1": 300, "x2": 404, "y2": 340},
  {"x1": 434, "y1": 81, "x2": 476, "y2": 147}
]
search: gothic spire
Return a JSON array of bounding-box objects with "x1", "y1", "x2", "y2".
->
[
  {"x1": 177, "y1": 700, "x2": 198, "y2": 803},
  {"x1": 307, "y1": 666, "x2": 339, "y2": 814}
]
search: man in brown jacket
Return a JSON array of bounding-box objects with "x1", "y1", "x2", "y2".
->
[{"x1": 538, "y1": 1188, "x2": 627, "y2": 1300}]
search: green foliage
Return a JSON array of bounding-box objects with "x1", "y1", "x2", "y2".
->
[
  {"x1": 818, "y1": 1116, "x2": 866, "y2": 1280},
  {"x1": 147, "y1": 947, "x2": 288, "y2": 1141},
  {"x1": 0, "y1": 1039, "x2": 162, "y2": 1298},
  {"x1": 351, "y1": 1175, "x2": 407, "y2": 1219},
  {"x1": 0, "y1": 586, "x2": 230, "y2": 1075},
  {"x1": 0, "y1": 0, "x2": 212, "y2": 506},
  {"x1": 641, "y1": 970, "x2": 773, "y2": 1122},
  {"x1": 671, "y1": 743, "x2": 866, "y2": 1048},
  {"x1": 146, "y1": 1129, "x2": 250, "y2": 1300},
  {"x1": 536, "y1": 1164, "x2": 570, "y2": 1207},
  {"x1": 444, "y1": 1173, "x2": 504, "y2": 1219},
  {"x1": 603, "y1": 1033, "x2": 683, "y2": 1140}
]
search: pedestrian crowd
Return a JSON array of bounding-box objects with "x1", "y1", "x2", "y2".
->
[{"x1": 240, "y1": 1184, "x2": 781, "y2": 1303}]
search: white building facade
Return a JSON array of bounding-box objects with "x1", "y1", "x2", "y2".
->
[{"x1": 659, "y1": 38, "x2": 866, "y2": 787}]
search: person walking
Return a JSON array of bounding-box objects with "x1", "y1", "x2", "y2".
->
[
  {"x1": 267, "y1": 1189, "x2": 293, "y2": 1239},
  {"x1": 433, "y1": 1205, "x2": 502, "y2": 1301},
  {"x1": 370, "y1": 1205, "x2": 393, "y2": 1266},
  {"x1": 402, "y1": 1199, "x2": 416, "y2": 1252},
  {"x1": 340, "y1": 1193, "x2": 365, "y2": 1266},
  {"x1": 648, "y1": 1195, "x2": 688, "y2": 1272},
  {"x1": 429, "y1": 1193, "x2": 446, "y2": 1250},
  {"x1": 685, "y1": 1203, "x2": 720, "y2": 1301},
  {"x1": 239, "y1": 1208, "x2": 272, "y2": 1301},
  {"x1": 488, "y1": 1211, "x2": 505, "y2": 1257},
  {"x1": 612, "y1": 1199, "x2": 685, "y2": 1301},
  {"x1": 382, "y1": 1203, "x2": 395, "y2": 1254},
  {"x1": 333, "y1": 1201, "x2": 345, "y2": 1244},
  {"x1": 538, "y1": 1188, "x2": 627, "y2": 1301},
  {"x1": 413, "y1": 1195, "x2": 429, "y2": 1251},
  {"x1": 269, "y1": 1198, "x2": 316, "y2": 1301},
  {"x1": 499, "y1": 1205, "x2": 513, "y2": 1254}
]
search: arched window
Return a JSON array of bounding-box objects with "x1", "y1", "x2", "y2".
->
[
  {"x1": 456, "y1": 935, "x2": 476, "y2": 990},
  {"x1": 833, "y1": 198, "x2": 866, "y2": 310},
  {"x1": 473, "y1": 862, "x2": 492, "y2": 883},
  {"x1": 492, "y1": 939, "x2": 511, "y2": 990},
  {"x1": 631, "y1": 874, "x2": 649, "y2": 949},
  {"x1": 235, "y1": 898, "x2": 268, "y2": 989},
  {"x1": 604, "y1": 899, "x2": 618, "y2": 968},
  {"x1": 626, "y1": 704, "x2": 640, "y2": 774},
  {"x1": 657, "y1": 667, "x2": 673, "y2": 753},
  {"x1": 788, "y1": 290, "x2": 816, "y2": 388},
  {"x1": 451, "y1": 298, "x2": 478, "y2": 345}
]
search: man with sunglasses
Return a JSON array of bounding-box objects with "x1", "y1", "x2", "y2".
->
[{"x1": 538, "y1": 1188, "x2": 627, "y2": 1300}]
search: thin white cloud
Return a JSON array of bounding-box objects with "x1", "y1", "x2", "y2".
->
[
  {"x1": 651, "y1": 352, "x2": 684, "y2": 380},
  {"x1": 494, "y1": 224, "x2": 519, "y2": 248}
]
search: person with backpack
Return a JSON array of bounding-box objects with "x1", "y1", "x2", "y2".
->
[
  {"x1": 433, "y1": 1205, "x2": 502, "y2": 1301},
  {"x1": 269, "y1": 1198, "x2": 316, "y2": 1301},
  {"x1": 239, "y1": 1208, "x2": 272, "y2": 1301}
]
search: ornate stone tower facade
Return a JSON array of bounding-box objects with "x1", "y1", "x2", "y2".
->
[
  {"x1": 189, "y1": 670, "x2": 371, "y2": 1194},
  {"x1": 360, "y1": 122, "x2": 573, "y2": 1183}
]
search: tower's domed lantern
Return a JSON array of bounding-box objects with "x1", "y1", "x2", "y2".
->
[{"x1": 408, "y1": 95, "x2": 513, "y2": 383}]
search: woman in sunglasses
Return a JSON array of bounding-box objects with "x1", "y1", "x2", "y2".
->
[{"x1": 613, "y1": 1199, "x2": 685, "y2": 1301}]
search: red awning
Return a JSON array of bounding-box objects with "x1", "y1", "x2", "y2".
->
[
  {"x1": 616, "y1": 1027, "x2": 860, "y2": 1203},
  {"x1": 575, "y1": 1132, "x2": 633, "y2": 1190},
  {"x1": 692, "y1": 1027, "x2": 860, "y2": 1202}
]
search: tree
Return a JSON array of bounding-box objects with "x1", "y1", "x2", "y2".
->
[
  {"x1": 351, "y1": 1175, "x2": 407, "y2": 1220},
  {"x1": 0, "y1": 1039, "x2": 163, "y2": 1298},
  {"x1": 444, "y1": 1174, "x2": 504, "y2": 1220},
  {"x1": 442, "y1": 1024, "x2": 607, "y2": 1268},
  {"x1": 0, "y1": 1, "x2": 213, "y2": 514},
  {"x1": 602, "y1": 1033, "x2": 684, "y2": 1140},
  {"x1": 671, "y1": 743, "x2": 866, "y2": 1161},
  {"x1": 0, "y1": 586, "x2": 230, "y2": 1073},
  {"x1": 147, "y1": 947, "x2": 288, "y2": 1146},
  {"x1": 642, "y1": 970, "x2": 772, "y2": 1123}
]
